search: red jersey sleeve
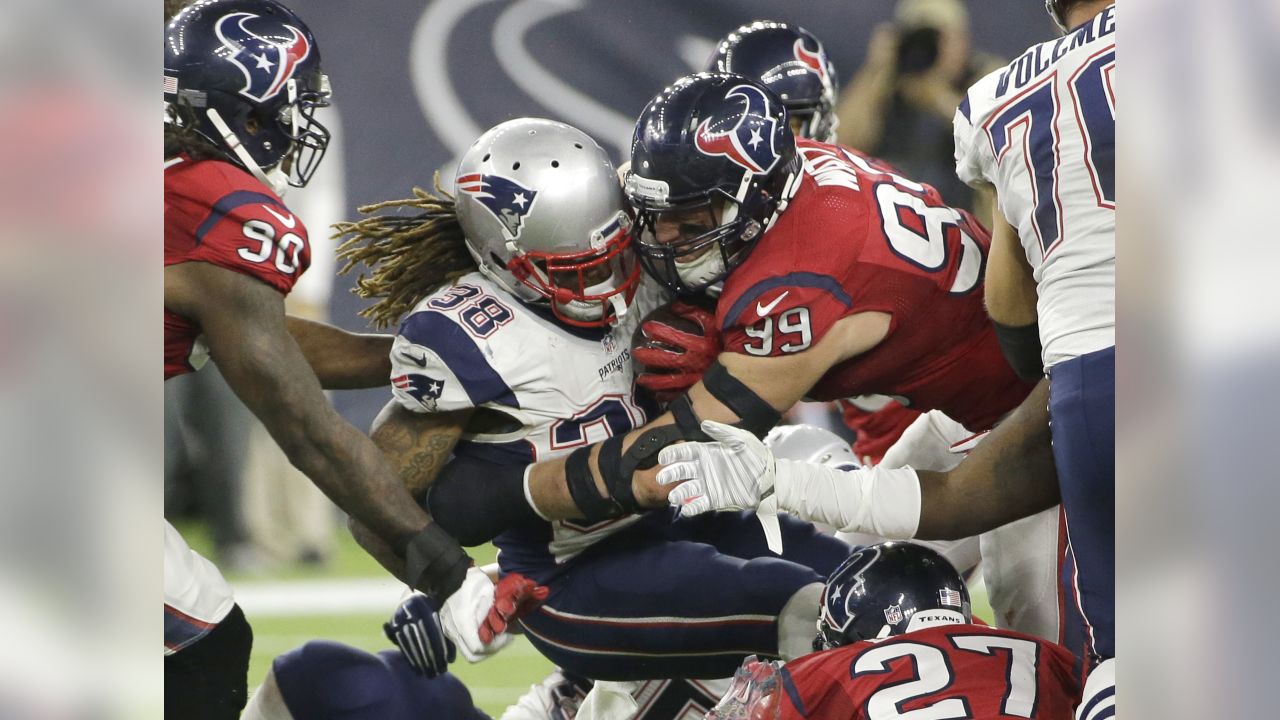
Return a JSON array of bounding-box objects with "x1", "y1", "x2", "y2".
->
[
  {"x1": 164, "y1": 158, "x2": 311, "y2": 296},
  {"x1": 718, "y1": 271, "x2": 853, "y2": 358},
  {"x1": 716, "y1": 173, "x2": 870, "y2": 358}
]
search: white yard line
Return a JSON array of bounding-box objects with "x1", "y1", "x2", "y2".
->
[{"x1": 232, "y1": 577, "x2": 406, "y2": 617}]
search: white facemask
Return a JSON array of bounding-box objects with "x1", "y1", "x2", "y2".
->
[{"x1": 553, "y1": 277, "x2": 629, "y2": 324}]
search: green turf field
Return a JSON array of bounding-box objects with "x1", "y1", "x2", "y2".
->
[{"x1": 174, "y1": 519, "x2": 991, "y2": 717}]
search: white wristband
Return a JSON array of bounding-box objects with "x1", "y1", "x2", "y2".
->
[
  {"x1": 774, "y1": 459, "x2": 922, "y2": 539},
  {"x1": 522, "y1": 465, "x2": 550, "y2": 521}
]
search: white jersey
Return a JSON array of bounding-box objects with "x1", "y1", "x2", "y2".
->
[
  {"x1": 390, "y1": 271, "x2": 668, "y2": 564},
  {"x1": 954, "y1": 4, "x2": 1116, "y2": 368},
  {"x1": 164, "y1": 520, "x2": 235, "y2": 655}
]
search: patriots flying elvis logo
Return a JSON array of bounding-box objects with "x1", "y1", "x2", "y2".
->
[
  {"x1": 694, "y1": 84, "x2": 780, "y2": 175},
  {"x1": 215, "y1": 12, "x2": 312, "y2": 103},
  {"x1": 457, "y1": 173, "x2": 538, "y2": 239},
  {"x1": 392, "y1": 373, "x2": 445, "y2": 412}
]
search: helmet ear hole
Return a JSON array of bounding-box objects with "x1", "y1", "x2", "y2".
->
[
  {"x1": 512, "y1": 162, "x2": 521, "y2": 171},
  {"x1": 551, "y1": 160, "x2": 560, "y2": 168}
]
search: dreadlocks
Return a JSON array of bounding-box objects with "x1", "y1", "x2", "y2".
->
[
  {"x1": 164, "y1": 98, "x2": 230, "y2": 163},
  {"x1": 335, "y1": 176, "x2": 479, "y2": 329}
]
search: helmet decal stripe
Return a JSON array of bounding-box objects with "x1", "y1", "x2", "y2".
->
[
  {"x1": 792, "y1": 39, "x2": 828, "y2": 82},
  {"x1": 693, "y1": 84, "x2": 780, "y2": 175}
]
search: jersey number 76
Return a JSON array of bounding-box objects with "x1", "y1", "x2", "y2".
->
[{"x1": 985, "y1": 46, "x2": 1115, "y2": 254}]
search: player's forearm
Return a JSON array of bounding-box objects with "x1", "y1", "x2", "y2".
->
[
  {"x1": 349, "y1": 515, "x2": 406, "y2": 579},
  {"x1": 916, "y1": 379, "x2": 1060, "y2": 538},
  {"x1": 772, "y1": 380, "x2": 1059, "y2": 541},
  {"x1": 527, "y1": 453, "x2": 595, "y2": 519},
  {"x1": 280, "y1": 411, "x2": 436, "y2": 545},
  {"x1": 286, "y1": 315, "x2": 393, "y2": 390}
]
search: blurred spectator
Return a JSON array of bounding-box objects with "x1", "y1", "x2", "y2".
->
[{"x1": 837, "y1": 0, "x2": 1003, "y2": 214}]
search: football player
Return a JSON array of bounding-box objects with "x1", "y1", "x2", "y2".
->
[
  {"x1": 709, "y1": 542, "x2": 1081, "y2": 720},
  {"x1": 445, "y1": 72, "x2": 1065, "y2": 672},
  {"x1": 703, "y1": 23, "x2": 925, "y2": 467},
  {"x1": 164, "y1": 1, "x2": 466, "y2": 715},
  {"x1": 954, "y1": 0, "x2": 1116, "y2": 714},
  {"x1": 705, "y1": 21, "x2": 840, "y2": 143},
  {"x1": 335, "y1": 117, "x2": 851, "y2": 679},
  {"x1": 243, "y1": 574, "x2": 728, "y2": 720}
]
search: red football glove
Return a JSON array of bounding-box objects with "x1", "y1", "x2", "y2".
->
[
  {"x1": 478, "y1": 572, "x2": 550, "y2": 644},
  {"x1": 633, "y1": 301, "x2": 721, "y2": 402}
]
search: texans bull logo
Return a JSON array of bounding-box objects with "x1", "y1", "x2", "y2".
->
[
  {"x1": 793, "y1": 39, "x2": 829, "y2": 83},
  {"x1": 215, "y1": 12, "x2": 312, "y2": 102},
  {"x1": 694, "y1": 84, "x2": 780, "y2": 175},
  {"x1": 457, "y1": 173, "x2": 538, "y2": 239},
  {"x1": 822, "y1": 546, "x2": 881, "y2": 633}
]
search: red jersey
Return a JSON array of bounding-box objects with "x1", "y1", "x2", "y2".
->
[
  {"x1": 837, "y1": 398, "x2": 922, "y2": 465},
  {"x1": 779, "y1": 623, "x2": 1080, "y2": 720},
  {"x1": 717, "y1": 140, "x2": 1034, "y2": 431},
  {"x1": 164, "y1": 157, "x2": 311, "y2": 379}
]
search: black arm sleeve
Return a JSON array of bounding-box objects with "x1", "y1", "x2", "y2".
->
[
  {"x1": 992, "y1": 320, "x2": 1045, "y2": 382},
  {"x1": 424, "y1": 457, "x2": 544, "y2": 546}
]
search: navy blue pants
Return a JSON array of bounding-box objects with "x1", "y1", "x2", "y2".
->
[
  {"x1": 272, "y1": 641, "x2": 488, "y2": 720},
  {"x1": 1049, "y1": 346, "x2": 1116, "y2": 661},
  {"x1": 512, "y1": 510, "x2": 853, "y2": 680}
]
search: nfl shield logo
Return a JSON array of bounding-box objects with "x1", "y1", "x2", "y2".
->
[
  {"x1": 883, "y1": 603, "x2": 903, "y2": 625},
  {"x1": 601, "y1": 333, "x2": 617, "y2": 355}
]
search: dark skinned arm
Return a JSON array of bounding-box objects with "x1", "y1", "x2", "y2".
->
[
  {"x1": 165, "y1": 261, "x2": 463, "y2": 592},
  {"x1": 285, "y1": 315, "x2": 393, "y2": 390},
  {"x1": 348, "y1": 401, "x2": 473, "y2": 577},
  {"x1": 913, "y1": 378, "x2": 1060, "y2": 539}
]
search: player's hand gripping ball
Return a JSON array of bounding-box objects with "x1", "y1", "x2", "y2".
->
[{"x1": 631, "y1": 297, "x2": 721, "y2": 405}]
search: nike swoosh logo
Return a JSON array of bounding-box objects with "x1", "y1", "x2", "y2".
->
[
  {"x1": 262, "y1": 205, "x2": 297, "y2": 228},
  {"x1": 397, "y1": 348, "x2": 429, "y2": 368},
  {"x1": 756, "y1": 291, "x2": 789, "y2": 317}
]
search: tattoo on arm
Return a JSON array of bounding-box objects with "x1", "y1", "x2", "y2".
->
[{"x1": 369, "y1": 402, "x2": 472, "y2": 499}]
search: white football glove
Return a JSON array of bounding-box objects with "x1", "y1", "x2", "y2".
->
[
  {"x1": 438, "y1": 566, "x2": 513, "y2": 663},
  {"x1": 657, "y1": 420, "x2": 775, "y2": 516}
]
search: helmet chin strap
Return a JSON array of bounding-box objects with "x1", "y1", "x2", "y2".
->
[
  {"x1": 607, "y1": 293, "x2": 629, "y2": 324},
  {"x1": 205, "y1": 107, "x2": 288, "y2": 196}
]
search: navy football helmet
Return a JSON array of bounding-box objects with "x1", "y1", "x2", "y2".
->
[
  {"x1": 706, "y1": 21, "x2": 839, "y2": 143},
  {"x1": 625, "y1": 73, "x2": 800, "y2": 295},
  {"x1": 164, "y1": 0, "x2": 331, "y2": 192},
  {"x1": 815, "y1": 542, "x2": 971, "y2": 651}
]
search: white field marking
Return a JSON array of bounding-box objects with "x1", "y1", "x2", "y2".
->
[{"x1": 232, "y1": 577, "x2": 405, "y2": 616}]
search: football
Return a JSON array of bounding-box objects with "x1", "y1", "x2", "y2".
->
[{"x1": 630, "y1": 296, "x2": 720, "y2": 403}]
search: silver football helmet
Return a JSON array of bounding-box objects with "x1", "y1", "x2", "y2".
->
[
  {"x1": 455, "y1": 118, "x2": 640, "y2": 327},
  {"x1": 764, "y1": 424, "x2": 861, "y2": 470}
]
